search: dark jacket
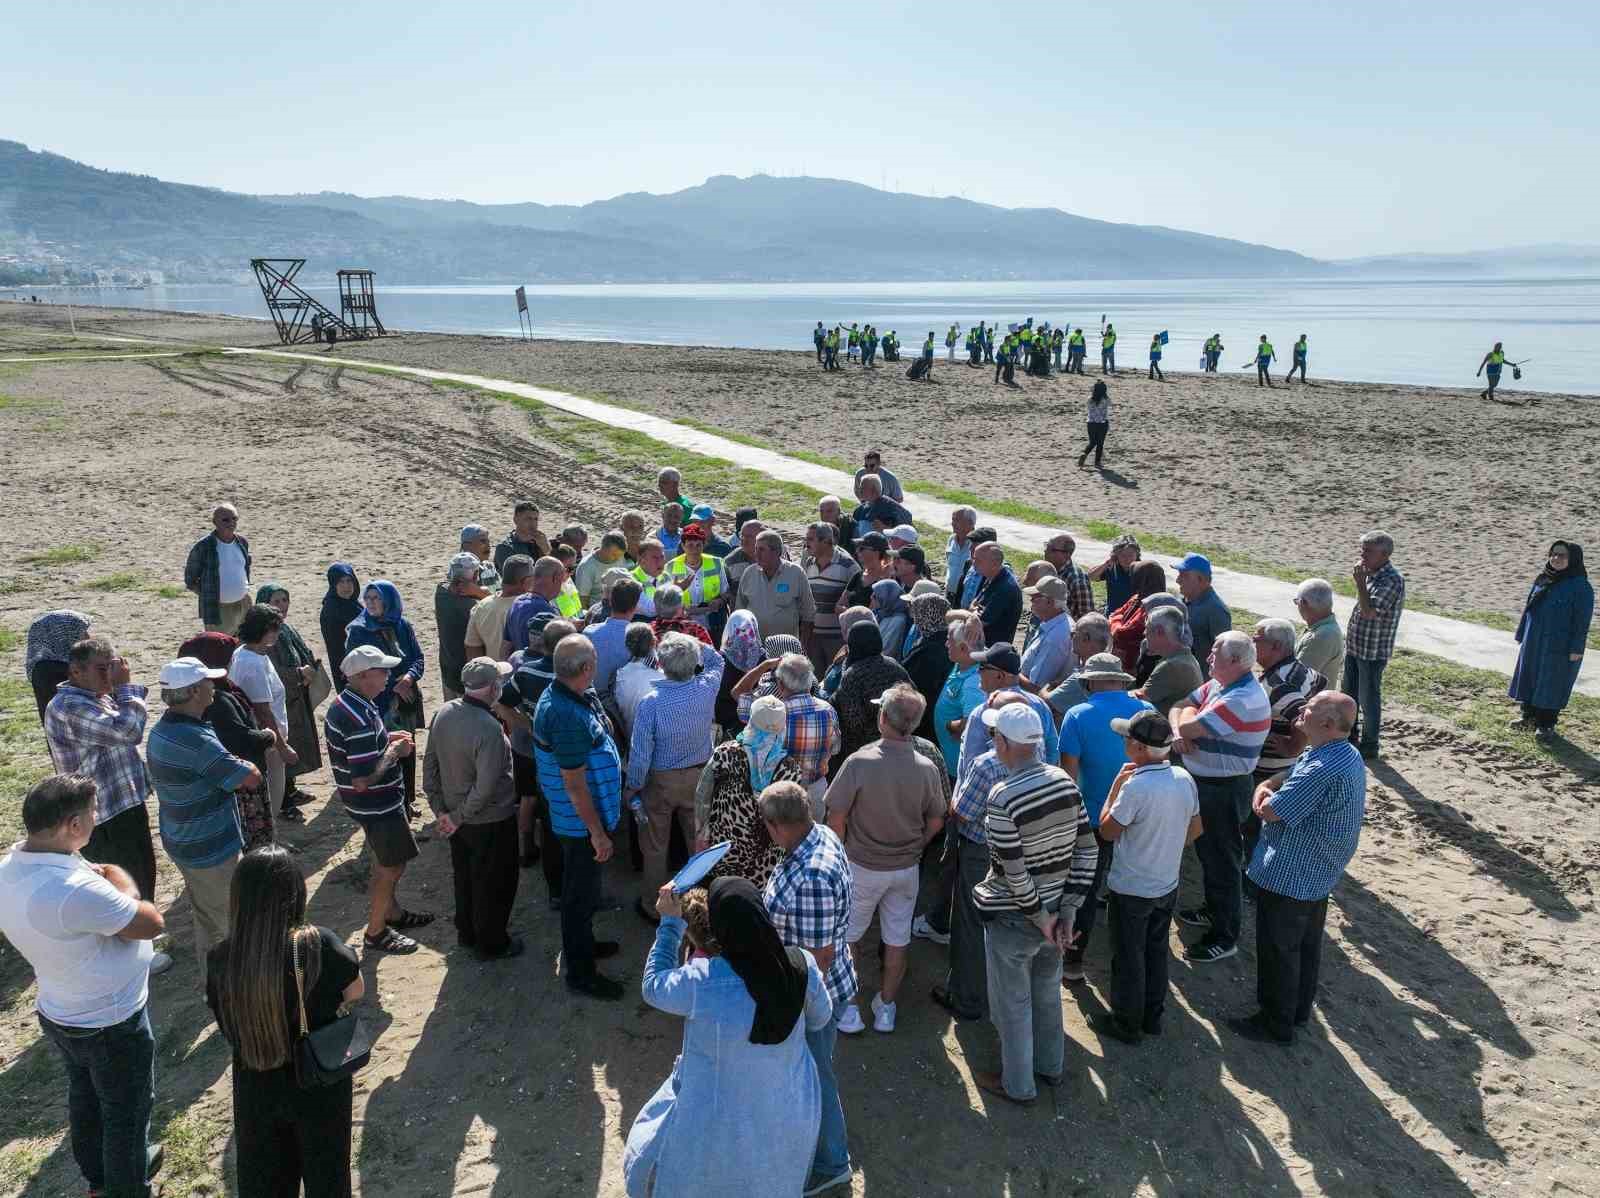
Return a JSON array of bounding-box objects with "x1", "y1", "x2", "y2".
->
[
  {"x1": 206, "y1": 687, "x2": 274, "y2": 768},
  {"x1": 972, "y1": 566, "x2": 1023, "y2": 647},
  {"x1": 184, "y1": 532, "x2": 252, "y2": 626},
  {"x1": 900, "y1": 628, "x2": 952, "y2": 743}
]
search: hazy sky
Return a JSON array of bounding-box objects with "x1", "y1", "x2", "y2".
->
[{"x1": 7, "y1": 0, "x2": 1596, "y2": 258}]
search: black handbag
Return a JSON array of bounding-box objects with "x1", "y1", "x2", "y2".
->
[{"x1": 292, "y1": 929, "x2": 371, "y2": 1089}]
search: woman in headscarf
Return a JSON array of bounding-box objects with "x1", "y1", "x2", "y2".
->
[
  {"x1": 869, "y1": 578, "x2": 912, "y2": 661},
  {"x1": 320, "y1": 563, "x2": 362, "y2": 691},
  {"x1": 256, "y1": 583, "x2": 324, "y2": 813},
  {"x1": 625, "y1": 877, "x2": 832, "y2": 1198},
  {"x1": 821, "y1": 606, "x2": 877, "y2": 698},
  {"x1": 694, "y1": 694, "x2": 804, "y2": 889},
  {"x1": 182, "y1": 632, "x2": 277, "y2": 848},
  {"x1": 1108, "y1": 561, "x2": 1168, "y2": 673},
  {"x1": 716, "y1": 610, "x2": 763, "y2": 733},
  {"x1": 900, "y1": 592, "x2": 953, "y2": 743},
  {"x1": 1509, "y1": 541, "x2": 1592, "y2": 742},
  {"x1": 25, "y1": 609, "x2": 92, "y2": 722},
  {"x1": 344, "y1": 580, "x2": 426, "y2": 811},
  {"x1": 831, "y1": 620, "x2": 912, "y2": 766},
  {"x1": 732, "y1": 634, "x2": 815, "y2": 723}
]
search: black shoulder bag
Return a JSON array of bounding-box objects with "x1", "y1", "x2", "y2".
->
[{"x1": 292, "y1": 929, "x2": 372, "y2": 1089}]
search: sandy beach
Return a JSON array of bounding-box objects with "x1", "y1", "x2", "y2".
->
[{"x1": 1, "y1": 302, "x2": 1598, "y2": 1197}]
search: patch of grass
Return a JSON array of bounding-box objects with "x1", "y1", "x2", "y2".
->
[
  {"x1": 152, "y1": 583, "x2": 186, "y2": 600},
  {"x1": 0, "y1": 625, "x2": 17, "y2": 654},
  {"x1": 19, "y1": 543, "x2": 99, "y2": 565},
  {"x1": 0, "y1": 677, "x2": 52, "y2": 826},
  {"x1": 0, "y1": 1135, "x2": 53, "y2": 1191},
  {"x1": 84, "y1": 571, "x2": 145, "y2": 592},
  {"x1": 149, "y1": 1107, "x2": 227, "y2": 1198},
  {"x1": 0, "y1": 577, "x2": 34, "y2": 596}
]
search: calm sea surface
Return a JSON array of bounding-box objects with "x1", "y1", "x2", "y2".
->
[{"x1": 25, "y1": 276, "x2": 1600, "y2": 395}]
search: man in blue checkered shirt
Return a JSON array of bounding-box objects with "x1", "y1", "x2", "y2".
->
[
  {"x1": 1230, "y1": 692, "x2": 1366, "y2": 1046},
  {"x1": 1341, "y1": 530, "x2": 1406, "y2": 758},
  {"x1": 762, "y1": 780, "x2": 856, "y2": 1196},
  {"x1": 932, "y1": 746, "x2": 1009, "y2": 1023}
]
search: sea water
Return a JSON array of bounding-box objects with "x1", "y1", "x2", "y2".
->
[{"x1": 24, "y1": 276, "x2": 1600, "y2": 395}]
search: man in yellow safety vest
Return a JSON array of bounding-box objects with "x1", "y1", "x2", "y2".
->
[{"x1": 665, "y1": 522, "x2": 729, "y2": 633}]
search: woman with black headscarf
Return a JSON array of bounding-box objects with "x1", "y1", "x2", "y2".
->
[
  {"x1": 1509, "y1": 541, "x2": 1592, "y2": 742},
  {"x1": 320, "y1": 563, "x2": 362, "y2": 691},
  {"x1": 831, "y1": 620, "x2": 911, "y2": 767},
  {"x1": 624, "y1": 878, "x2": 832, "y2": 1198}
]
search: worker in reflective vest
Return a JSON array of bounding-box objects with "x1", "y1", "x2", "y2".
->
[
  {"x1": 666, "y1": 522, "x2": 729, "y2": 631},
  {"x1": 1101, "y1": 324, "x2": 1117, "y2": 374},
  {"x1": 1068, "y1": 328, "x2": 1086, "y2": 373},
  {"x1": 631, "y1": 540, "x2": 670, "y2": 617},
  {"x1": 555, "y1": 577, "x2": 584, "y2": 621},
  {"x1": 1148, "y1": 333, "x2": 1164, "y2": 381},
  {"x1": 1255, "y1": 336, "x2": 1276, "y2": 388}
]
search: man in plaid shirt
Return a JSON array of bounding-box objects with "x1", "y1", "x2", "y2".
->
[
  {"x1": 1043, "y1": 533, "x2": 1096, "y2": 620},
  {"x1": 933, "y1": 746, "x2": 1009, "y2": 1023},
  {"x1": 762, "y1": 780, "x2": 856, "y2": 1196},
  {"x1": 1341, "y1": 531, "x2": 1406, "y2": 758},
  {"x1": 183, "y1": 504, "x2": 253, "y2": 633}
]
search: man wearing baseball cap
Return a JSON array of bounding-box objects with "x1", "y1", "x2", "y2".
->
[
  {"x1": 957, "y1": 645, "x2": 1059, "y2": 771},
  {"x1": 970, "y1": 703, "x2": 1099, "y2": 1104},
  {"x1": 1175, "y1": 555, "x2": 1231, "y2": 681},
  {"x1": 1092, "y1": 711, "x2": 1200, "y2": 1043},
  {"x1": 1020, "y1": 575, "x2": 1075, "y2": 693},
  {"x1": 886, "y1": 524, "x2": 919, "y2": 551},
  {"x1": 145, "y1": 657, "x2": 262, "y2": 974},
  {"x1": 326, "y1": 644, "x2": 432, "y2": 954},
  {"x1": 424, "y1": 657, "x2": 522, "y2": 960}
]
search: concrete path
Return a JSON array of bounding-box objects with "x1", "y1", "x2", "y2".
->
[
  {"x1": 0, "y1": 351, "x2": 191, "y2": 363},
  {"x1": 223, "y1": 347, "x2": 1600, "y2": 697}
]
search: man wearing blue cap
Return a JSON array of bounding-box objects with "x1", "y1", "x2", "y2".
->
[
  {"x1": 1176, "y1": 555, "x2": 1232, "y2": 681},
  {"x1": 689, "y1": 505, "x2": 733, "y2": 559}
]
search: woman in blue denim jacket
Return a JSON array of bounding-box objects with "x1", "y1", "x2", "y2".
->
[{"x1": 625, "y1": 878, "x2": 833, "y2": 1198}]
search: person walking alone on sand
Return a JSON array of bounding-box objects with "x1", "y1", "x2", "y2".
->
[
  {"x1": 1477, "y1": 341, "x2": 1521, "y2": 401},
  {"x1": 1148, "y1": 333, "x2": 1164, "y2": 381},
  {"x1": 1078, "y1": 380, "x2": 1111, "y2": 469}
]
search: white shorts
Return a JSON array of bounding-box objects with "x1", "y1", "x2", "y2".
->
[{"x1": 846, "y1": 863, "x2": 920, "y2": 947}]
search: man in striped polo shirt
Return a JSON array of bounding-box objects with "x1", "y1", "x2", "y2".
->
[
  {"x1": 971, "y1": 704, "x2": 1100, "y2": 1105},
  {"x1": 326, "y1": 645, "x2": 431, "y2": 954},
  {"x1": 1232, "y1": 692, "x2": 1365, "y2": 1045},
  {"x1": 1169, "y1": 631, "x2": 1271, "y2": 964},
  {"x1": 146, "y1": 657, "x2": 260, "y2": 976},
  {"x1": 1245, "y1": 619, "x2": 1329, "y2": 877},
  {"x1": 802, "y1": 521, "x2": 861, "y2": 675}
]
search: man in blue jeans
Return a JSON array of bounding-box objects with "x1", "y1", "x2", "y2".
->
[
  {"x1": 0, "y1": 774, "x2": 168, "y2": 1198},
  {"x1": 1341, "y1": 531, "x2": 1406, "y2": 759},
  {"x1": 762, "y1": 781, "x2": 856, "y2": 1196}
]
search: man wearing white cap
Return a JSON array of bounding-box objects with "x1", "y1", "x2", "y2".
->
[
  {"x1": 425, "y1": 657, "x2": 523, "y2": 960},
  {"x1": 970, "y1": 703, "x2": 1099, "y2": 1105},
  {"x1": 145, "y1": 657, "x2": 261, "y2": 973},
  {"x1": 886, "y1": 525, "x2": 919, "y2": 551},
  {"x1": 326, "y1": 644, "x2": 431, "y2": 954}
]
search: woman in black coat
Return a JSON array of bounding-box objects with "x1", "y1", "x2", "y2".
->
[
  {"x1": 900, "y1": 592, "x2": 953, "y2": 743},
  {"x1": 182, "y1": 632, "x2": 277, "y2": 847}
]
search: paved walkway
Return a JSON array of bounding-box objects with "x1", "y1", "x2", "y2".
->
[
  {"x1": 0, "y1": 351, "x2": 190, "y2": 363},
  {"x1": 223, "y1": 347, "x2": 1600, "y2": 697}
]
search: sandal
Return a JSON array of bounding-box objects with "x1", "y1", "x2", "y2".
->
[
  {"x1": 386, "y1": 909, "x2": 436, "y2": 931},
  {"x1": 363, "y1": 927, "x2": 419, "y2": 954}
]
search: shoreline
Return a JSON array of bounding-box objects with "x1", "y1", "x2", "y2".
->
[{"x1": 2, "y1": 297, "x2": 1592, "y2": 400}]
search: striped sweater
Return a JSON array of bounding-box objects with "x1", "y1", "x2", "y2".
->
[{"x1": 974, "y1": 763, "x2": 1100, "y2": 929}]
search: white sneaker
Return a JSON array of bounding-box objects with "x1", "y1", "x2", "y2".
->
[
  {"x1": 870, "y1": 993, "x2": 896, "y2": 1033},
  {"x1": 911, "y1": 914, "x2": 950, "y2": 945},
  {"x1": 148, "y1": 951, "x2": 174, "y2": 976},
  {"x1": 836, "y1": 1004, "x2": 866, "y2": 1035}
]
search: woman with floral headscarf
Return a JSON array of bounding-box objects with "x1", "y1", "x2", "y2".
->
[
  {"x1": 25, "y1": 609, "x2": 92, "y2": 722},
  {"x1": 694, "y1": 694, "x2": 805, "y2": 889},
  {"x1": 870, "y1": 578, "x2": 912, "y2": 662},
  {"x1": 900, "y1": 592, "x2": 952, "y2": 742},
  {"x1": 345, "y1": 579, "x2": 426, "y2": 810}
]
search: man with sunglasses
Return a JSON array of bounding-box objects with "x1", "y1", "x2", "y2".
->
[{"x1": 183, "y1": 503, "x2": 252, "y2": 634}]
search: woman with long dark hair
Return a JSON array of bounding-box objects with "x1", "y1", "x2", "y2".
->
[
  {"x1": 1509, "y1": 541, "x2": 1593, "y2": 741},
  {"x1": 206, "y1": 847, "x2": 362, "y2": 1197},
  {"x1": 624, "y1": 877, "x2": 831, "y2": 1198}
]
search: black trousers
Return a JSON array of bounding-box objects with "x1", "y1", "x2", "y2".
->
[
  {"x1": 1107, "y1": 887, "x2": 1177, "y2": 1031},
  {"x1": 538, "y1": 793, "x2": 565, "y2": 899},
  {"x1": 1255, "y1": 889, "x2": 1328, "y2": 1040},
  {"x1": 1066, "y1": 833, "x2": 1113, "y2": 961},
  {"x1": 560, "y1": 832, "x2": 605, "y2": 981},
  {"x1": 449, "y1": 815, "x2": 520, "y2": 955},
  {"x1": 1521, "y1": 702, "x2": 1560, "y2": 731},
  {"x1": 233, "y1": 1068, "x2": 353, "y2": 1198},
  {"x1": 85, "y1": 803, "x2": 158, "y2": 902},
  {"x1": 1082, "y1": 421, "x2": 1108, "y2": 465},
  {"x1": 1192, "y1": 773, "x2": 1252, "y2": 947}
]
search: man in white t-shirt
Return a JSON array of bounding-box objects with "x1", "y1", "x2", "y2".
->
[
  {"x1": 184, "y1": 503, "x2": 253, "y2": 635},
  {"x1": 1093, "y1": 711, "x2": 1201, "y2": 1044},
  {"x1": 0, "y1": 774, "x2": 167, "y2": 1197}
]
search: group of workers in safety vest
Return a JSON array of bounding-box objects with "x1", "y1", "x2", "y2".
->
[{"x1": 815, "y1": 322, "x2": 901, "y2": 370}]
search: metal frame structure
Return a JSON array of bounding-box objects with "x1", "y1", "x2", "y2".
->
[{"x1": 250, "y1": 258, "x2": 386, "y2": 346}]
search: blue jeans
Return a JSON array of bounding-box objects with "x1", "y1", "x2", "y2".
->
[
  {"x1": 1340, "y1": 653, "x2": 1387, "y2": 754},
  {"x1": 38, "y1": 1005, "x2": 156, "y2": 1198},
  {"x1": 806, "y1": 1006, "x2": 850, "y2": 1179},
  {"x1": 983, "y1": 914, "x2": 1064, "y2": 1101}
]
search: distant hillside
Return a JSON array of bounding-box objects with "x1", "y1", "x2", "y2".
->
[
  {"x1": 1333, "y1": 244, "x2": 1600, "y2": 277},
  {"x1": 4, "y1": 139, "x2": 1324, "y2": 283}
]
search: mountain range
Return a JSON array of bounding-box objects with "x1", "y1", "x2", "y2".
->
[{"x1": 2, "y1": 139, "x2": 1594, "y2": 285}]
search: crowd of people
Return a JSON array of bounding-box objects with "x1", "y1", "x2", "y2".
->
[{"x1": 4, "y1": 450, "x2": 1591, "y2": 1197}]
